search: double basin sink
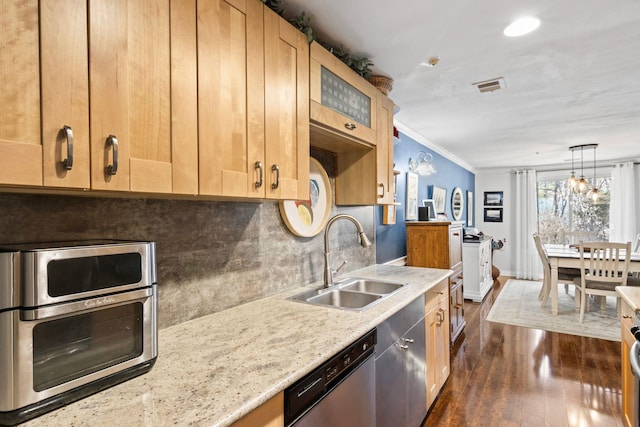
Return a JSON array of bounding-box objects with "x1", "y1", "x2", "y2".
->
[{"x1": 288, "y1": 278, "x2": 408, "y2": 311}]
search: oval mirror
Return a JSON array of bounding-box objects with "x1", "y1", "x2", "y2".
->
[{"x1": 451, "y1": 187, "x2": 464, "y2": 220}]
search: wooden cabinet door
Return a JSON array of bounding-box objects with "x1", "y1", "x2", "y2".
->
[
  {"x1": 309, "y1": 42, "x2": 377, "y2": 146},
  {"x1": 425, "y1": 301, "x2": 440, "y2": 408},
  {"x1": 376, "y1": 93, "x2": 395, "y2": 204},
  {"x1": 0, "y1": 1, "x2": 42, "y2": 186},
  {"x1": 198, "y1": 0, "x2": 265, "y2": 198},
  {"x1": 40, "y1": 0, "x2": 91, "y2": 189},
  {"x1": 264, "y1": 7, "x2": 309, "y2": 200},
  {"x1": 622, "y1": 301, "x2": 635, "y2": 427},
  {"x1": 449, "y1": 224, "x2": 463, "y2": 268},
  {"x1": 89, "y1": 0, "x2": 173, "y2": 193}
]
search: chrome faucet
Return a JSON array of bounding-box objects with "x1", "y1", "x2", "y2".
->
[{"x1": 323, "y1": 214, "x2": 371, "y2": 288}]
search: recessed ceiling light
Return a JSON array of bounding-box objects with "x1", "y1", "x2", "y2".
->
[{"x1": 504, "y1": 17, "x2": 540, "y2": 37}]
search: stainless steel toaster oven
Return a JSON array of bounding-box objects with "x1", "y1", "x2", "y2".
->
[{"x1": 0, "y1": 240, "x2": 158, "y2": 426}]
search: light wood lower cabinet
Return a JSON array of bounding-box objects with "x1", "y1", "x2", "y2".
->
[
  {"x1": 231, "y1": 392, "x2": 283, "y2": 427},
  {"x1": 407, "y1": 221, "x2": 465, "y2": 343},
  {"x1": 622, "y1": 300, "x2": 635, "y2": 427},
  {"x1": 425, "y1": 280, "x2": 451, "y2": 409}
]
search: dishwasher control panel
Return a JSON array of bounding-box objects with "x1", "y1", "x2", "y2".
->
[{"x1": 284, "y1": 329, "x2": 376, "y2": 426}]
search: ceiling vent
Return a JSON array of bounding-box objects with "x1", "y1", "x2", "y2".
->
[{"x1": 472, "y1": 77, "x2": 506, "y2": 93}]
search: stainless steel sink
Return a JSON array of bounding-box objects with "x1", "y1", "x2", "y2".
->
[
  {"x1": 287, "y1": 277, "x2": 407, "y2": 311},
  {"x1": 308, "y1": 290, "x2": 382, "y2": 309},
  {"x1": 338, "y1": 278, "x2": 405, "y2": 295}
]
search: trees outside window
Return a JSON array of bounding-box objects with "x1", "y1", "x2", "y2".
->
[{"x1": 537, "y1": 177, "x2": 610, "y2": 243}]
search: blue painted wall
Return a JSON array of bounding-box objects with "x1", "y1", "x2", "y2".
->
[{"x1": 375, "y1": 131, "x2": 476, "y2": 263}]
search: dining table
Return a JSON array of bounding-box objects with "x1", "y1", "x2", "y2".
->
[{"x1": 544, "y1": 243, "x2": 640, "y2": 315}]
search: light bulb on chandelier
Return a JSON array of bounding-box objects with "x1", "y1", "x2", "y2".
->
[{"x1": 568, "y1": 144, "x2": 598, "y2": 200}]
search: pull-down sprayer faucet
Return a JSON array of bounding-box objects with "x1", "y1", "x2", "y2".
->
[{"x1": 323, "y1": 214, "x2": 371, "y2": 288}]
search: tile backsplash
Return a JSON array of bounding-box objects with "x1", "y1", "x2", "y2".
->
[{"x1": 0, "y1": 154, "x2": 375, "y2": 329}]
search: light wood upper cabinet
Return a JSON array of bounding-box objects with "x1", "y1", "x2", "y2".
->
[
  {"x1": 198, "y1": 0, "x2": 265, "y2": 198},
  {"x1": 0, "y1": 1, "x2": 42, "y2": 187},
  {"x1": 89, "y1": 0, "x2": 173, "y2": 193},
  {"x1": 376, "y1": 93, "x2": 395, "y2": 204},
  {"x1": 40, "y1": 0, "x2": 91, "y2": 189},
  {"x1": 198, "y1": 0, "x2": 309, "y2": 200},
  {"x1": 264, "y1": 7, "x2": 309, "y2": 200},
  {"x1": 309, "y1": 42, "x2": 377, "y2": 147}
]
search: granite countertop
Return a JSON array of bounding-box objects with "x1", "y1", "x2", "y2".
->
[
  {"x1": 617, "y1": 286, "x2": 640, "y2": 312},
  {"x1": 24, "y1": 264, "x2": 451, "y2": 427}
]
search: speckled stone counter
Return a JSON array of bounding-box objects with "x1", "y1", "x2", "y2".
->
[
  {"x1": 617, "y1": 286, "x2": 640, "y2": 312},
  {"x1": 21, "y1": 265, "x2": 450, "y2": 427}
]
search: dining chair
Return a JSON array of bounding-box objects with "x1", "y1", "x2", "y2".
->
[
  {"x1": 532, "y1": 233, "x2": 581, "y2": 307},
  {"x1": 573, "y1": 241, "x2": 631, "y2": 323}
]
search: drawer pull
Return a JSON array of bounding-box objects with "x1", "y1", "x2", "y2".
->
[
  {"x1": 397, "y1": 344, "x2": 409, "y2": 351},
  {"x1": 344, "y1": 123, "x2": 356, "y2": 131},
  {"x1": 623, "y1": 315, "x2": 632, "y2": 319},
  {"x1": 454, "y1": 303, "x2": 463, "y2": 309},
  {"x1": 62, "y1": 125, "x2": 74, "y2": 170},
  {"x1": 106, "y1": 134, "x2": 118, "y2": 175},
  {"x1": 254, "y1": 161, "x2": 263, "y2": 188},
  {"x1": 271, "y1": 164, "x2": 280, "y2": 190},
  {"x1": 402, "y1": 338, "x2": 415, "y2": 344}
]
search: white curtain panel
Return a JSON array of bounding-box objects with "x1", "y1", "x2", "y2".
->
[
  {"x1": 514, "y1": 169, "x2": 540, "y2": 279},
  {"x1": 609, "y1": 162, "x2": 638, "y2": 243}
]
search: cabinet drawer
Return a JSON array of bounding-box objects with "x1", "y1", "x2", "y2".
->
[{"x1": 622, "y1": 301, "x2": 635, "y2": 330}]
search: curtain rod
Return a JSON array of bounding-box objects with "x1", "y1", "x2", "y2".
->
[{"x1": 514, "y1": 161, "x2": 640, "y2": 174}]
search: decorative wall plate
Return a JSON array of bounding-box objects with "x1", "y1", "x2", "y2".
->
[{"x1": 279, "y1": 158, "x2": 331, "y2": 237}]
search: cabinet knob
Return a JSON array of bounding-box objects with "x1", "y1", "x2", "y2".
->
[
  {"x1": 401, "y1": 338, "x2": 415, "y2": 344},
  {"x1": 454, "y1": 303, "x2": 462, "y2": 309},
  {"x1": 397, "y1": 344, "x2": 409, "y2": 351}
]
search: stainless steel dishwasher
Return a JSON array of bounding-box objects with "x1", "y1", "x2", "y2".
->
[{"x1": 284, "y1": 329, "x2": 376, "y2": 427}]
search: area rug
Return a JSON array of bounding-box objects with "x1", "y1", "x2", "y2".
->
[{"x1": 486, "y1": 279, "x2": 620, "y2": 341}]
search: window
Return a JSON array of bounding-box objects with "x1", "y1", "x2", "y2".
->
[{"x1": 537, "y1": 174, "x2": 610, "y2": 243}]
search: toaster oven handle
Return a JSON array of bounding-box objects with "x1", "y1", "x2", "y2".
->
[{"x1": 21, "y1": 287, "x2": 154, "y2": 321}]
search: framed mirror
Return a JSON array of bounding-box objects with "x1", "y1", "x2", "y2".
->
[{"x1": 451, "y1": 187, "x2": 464, "y2": 220}]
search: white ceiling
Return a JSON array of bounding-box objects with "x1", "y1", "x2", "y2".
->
[{"x1": 282, "y1": 0, "x2": 640, "y2": 171}]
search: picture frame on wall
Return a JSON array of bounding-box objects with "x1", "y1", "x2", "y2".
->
[
  {"x1": 406, "y1": 172, "x2": 419, "y2": 220},
  {"x1": 484, "y1": 208, "x2": 503, "y2": 222},
  {"x1": 430, "y1": 186, "x2": 446, "y2": 213},
  {"x1": 483, "y1": 191, "x2": 503, "y2": 206}
]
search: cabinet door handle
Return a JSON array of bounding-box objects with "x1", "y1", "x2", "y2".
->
[
  {"x1": 379, "y1": 182, "x2": 385, "y2": 196},
  {"x1": 271, "y1": 164, "x2": 279, "y2": 190},
  {"x1": 454, "y1": 303, "x2": 463, "y2": 309},
  {"x1": 106, "y1": 135, "x2": 118, "y2": 175},
  {"x1": 62, "y1": 125, "x2": 74, "y2": 170},
  {"x1": 623, "y1": 315, "x2": 632, "y2": 319},
  {"x1": 344, "y1": 123, "x2": 356, "y2": 131},
  {"x1": 397, "y1": 344, "x2": 409, "y2": 351},
  {"x1": 402, "y1": 338, "x2": 415, "y2": 344},
  {"x1": 254, "y1": 161, "x2": 263, "y2": 188}
]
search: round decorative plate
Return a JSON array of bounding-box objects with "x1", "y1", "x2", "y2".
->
[{"x1": 279, "y1": 158, "x2": 331, "y2": 237}]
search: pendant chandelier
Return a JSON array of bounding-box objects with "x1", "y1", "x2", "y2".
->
[{"x1": 568, "y1": 144, "x2": 599, "y2": 201}]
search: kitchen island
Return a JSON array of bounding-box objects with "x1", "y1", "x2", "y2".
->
[{"x1": 21, "y1": 264, "x2": 451, "y2": 427}]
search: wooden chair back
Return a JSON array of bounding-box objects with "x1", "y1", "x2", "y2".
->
[{"x1": 578, "y1": 241, "x2": 631, "y2": 287}]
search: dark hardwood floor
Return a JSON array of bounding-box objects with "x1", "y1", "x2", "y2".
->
[{"x1": 425, "y1": 277, "x2": 624, "y2": 427}]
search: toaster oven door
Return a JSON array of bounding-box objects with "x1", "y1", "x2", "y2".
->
[
  {"x1": 0, "y1": 285, "x2": 157, "y2": 417},
  {"x1": 21, "y1": 241, "x2": 156, "y2": 306}
]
